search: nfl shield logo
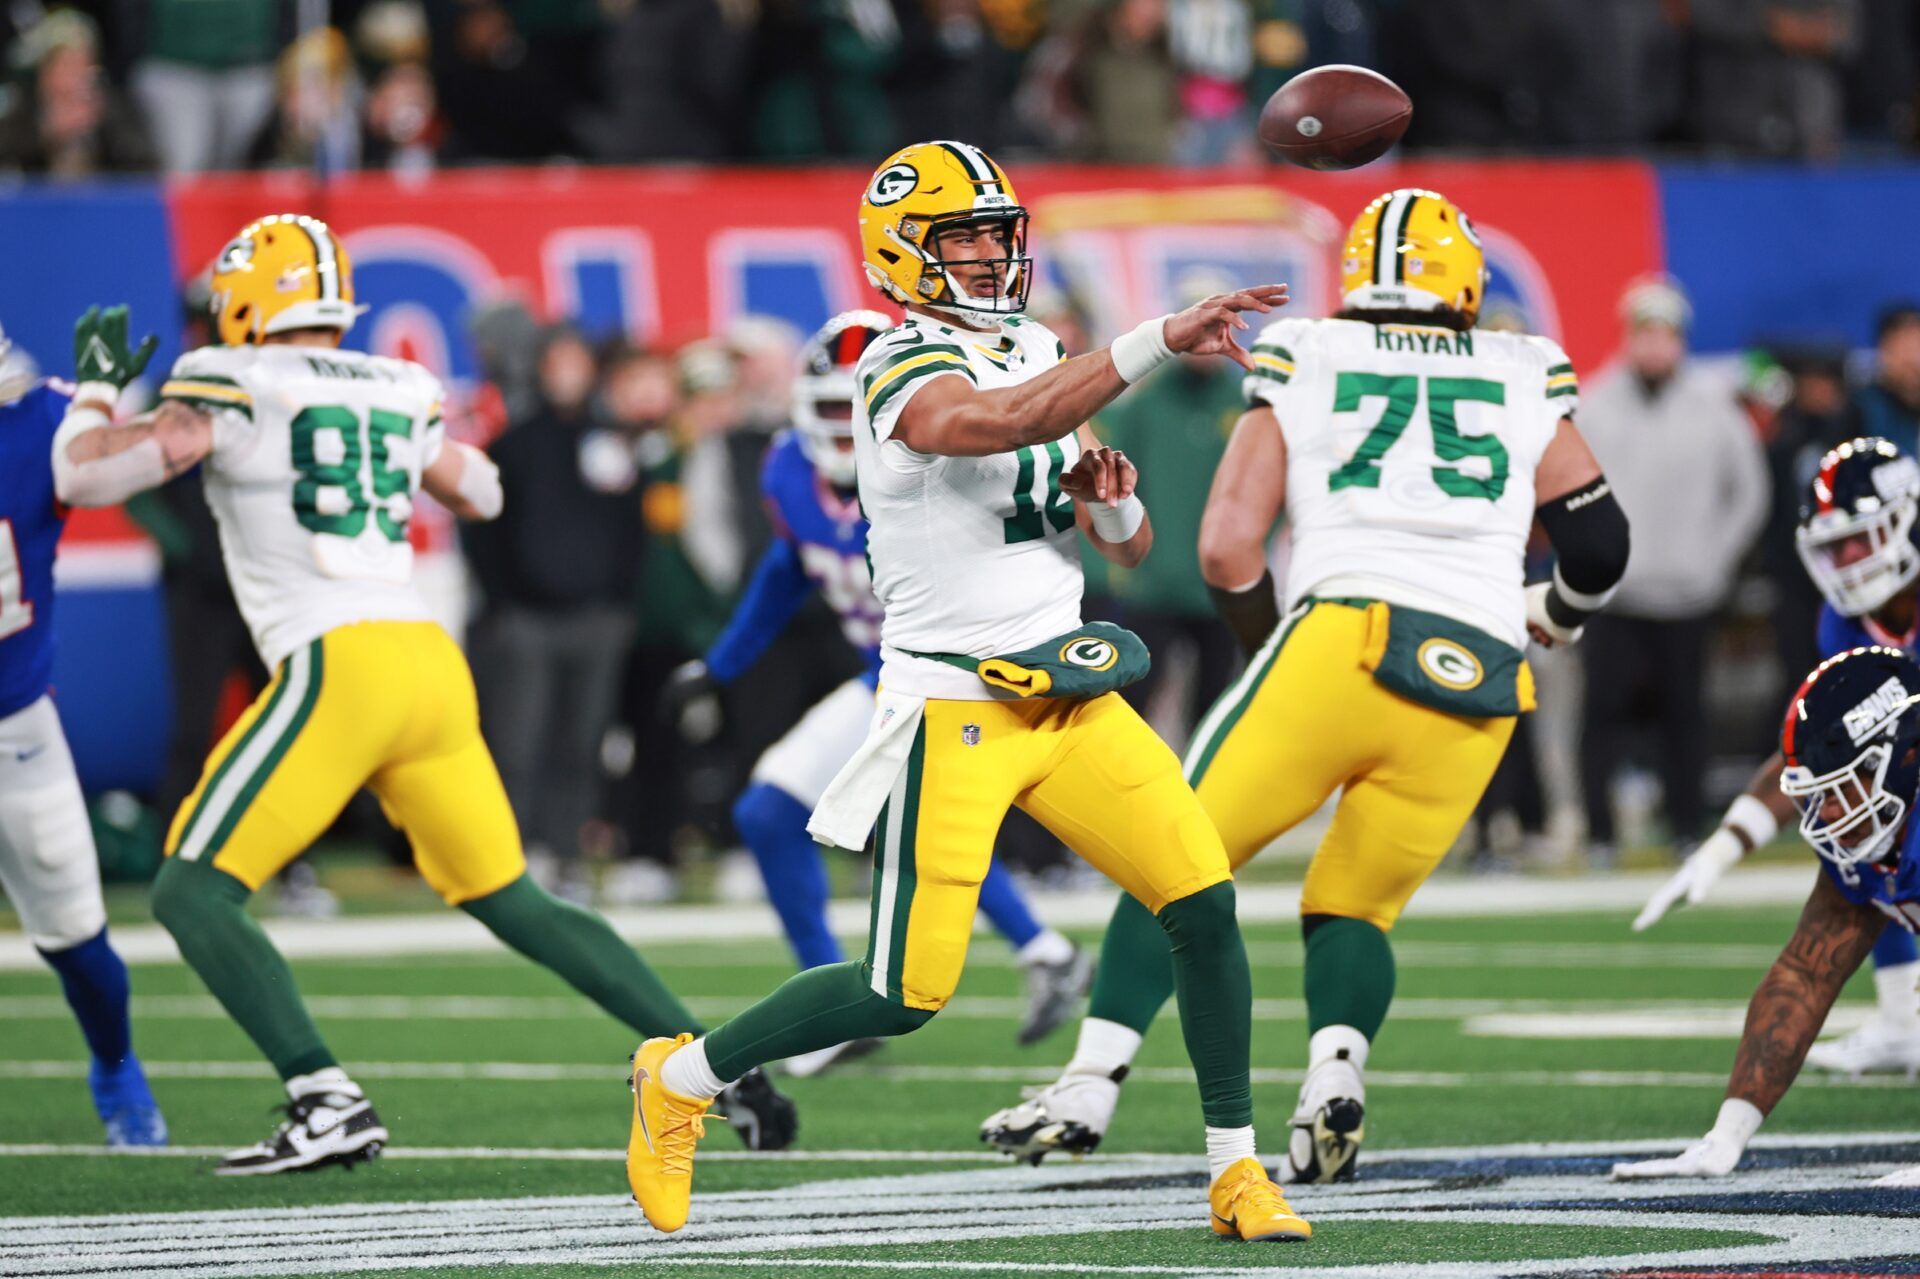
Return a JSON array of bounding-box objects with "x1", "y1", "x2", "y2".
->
[{"x1": 961, "y1": 723, "x2": 981, "y2": 746}]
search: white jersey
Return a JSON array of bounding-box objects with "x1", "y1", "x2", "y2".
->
[
  {"x1": 1244, "y1": 317, "x2": 1579, "y2": 648},
  {"x1": 161, "y1": 345, "x2": 446, "y2": 668},
  {"x1": 853, "y1": 311, "x2": 1082, "y2": 699}
]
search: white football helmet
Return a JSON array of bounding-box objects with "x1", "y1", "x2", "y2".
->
[{"x1": 794, "y1": 309, "x2": 893, "y2": 488}]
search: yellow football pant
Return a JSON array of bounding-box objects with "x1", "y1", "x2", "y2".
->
[
  {"x1": 1185, "y1": 601, "x2": 1514, "y2": 930},
  {"x1": 870, "y1": 692, "x2": 1230, "y2": 1011},
  {"x1": 165, "y1": 620, "x2": 525, "y2": 904}
]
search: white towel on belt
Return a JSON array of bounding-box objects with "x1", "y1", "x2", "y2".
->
[{"x1": 807, "y1": 689, "x2": 927, "y2": 851}]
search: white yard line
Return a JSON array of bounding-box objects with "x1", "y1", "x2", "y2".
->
[
  {"x1": 0, "y1": 867, "x2": 1821, "y2": 970},
  {"x1": 0, "y1": 993, "x2": 1854, "y2": 1023},
  {"x1": 2, "y1": 1058, "x2": 1912, "y2": 1090}
]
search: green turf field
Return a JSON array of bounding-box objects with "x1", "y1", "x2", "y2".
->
[{"x1": 3, "y1": 883, "x2": 1918, "y2": 1277}]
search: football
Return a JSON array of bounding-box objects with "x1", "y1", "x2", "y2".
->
[{"x1": 1258, "y1": 64, "x2": 1412, "y2": 170}]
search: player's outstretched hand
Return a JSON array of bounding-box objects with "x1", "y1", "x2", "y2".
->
[
  {"x1": 1610, "y1": 1133, "x2": 1742, "y2": 1180},
  {"x1": 1632, "y1": 828, "x2": 1745, "y2": 932},
  {"x1": 1061, "y1": 445, "x2": 1137, "y2": 507},
  {"x1": 74, "y1": 304, "x2": 159, "y2": 393},
  {"x1": 1163, "y1": 286, "x2": 1289, "y2": 371}
]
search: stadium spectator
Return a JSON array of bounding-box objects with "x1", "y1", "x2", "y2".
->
[
  {"x1": 591, "y1": 0, "x2": 750, "y2": 160},
  {"x1": 1069, "y1": 0, "x2": 1181, "y2": 163},
  {"x1": 466, "y1": 326, "x2": 641, "y2": 900},
  {"x1": 429, "y1": 0, "x2": 582, "y2": 161},
  {"x1": 1168, "y1": 0, "x2": 1258, "y2": 165},
  {"x1": 252, "y1": 27, "x2": 363, "y2": 173},
  {"x1": 129, "y1": 0, "x2": 289, "y2": 173},
  {"x1": 0, "y1": 11, "x2": 154, "y2": 177},
  {"x1": 1848, "y1": 303, "x2": 1920, "y2": 457},
  {"x1": 1576, "y1": 276, "x2": 1771, "y2": 861},
  {"x1": 1687, "y1": 0, "x2": 1859, "y2": 158}
]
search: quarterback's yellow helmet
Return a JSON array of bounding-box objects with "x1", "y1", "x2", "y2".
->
[
  {"x1": 858, "y1": 140, "x2": 1030, "y2": 321},
  {"x1": 1340, "y1": 189, "x2": 1486, "y2": 326},
  {"x1": 209, "y1": 213, "x2": 363, "y2": 346}
]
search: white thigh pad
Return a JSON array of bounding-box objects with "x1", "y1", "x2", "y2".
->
[
  {"x1": 752, "y1": 678, "x2": 879, "y2": 810},
  {"x1": 0, "y1": 697, "x2": 107, "y2": 949}
]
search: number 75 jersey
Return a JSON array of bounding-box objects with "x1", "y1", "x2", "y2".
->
[
  {"x1": 162, "y1": 344, "x2": 443, "y2": 668},
  {"x1": 1243, "y1": 316, "x2": 1579, "y2": 648}
]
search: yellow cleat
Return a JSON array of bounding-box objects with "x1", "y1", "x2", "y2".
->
[
  {"x1": 626, "y1": 1034, "x2": 713, "y2": 1233},
  {"x1": 1209, "y1": 1156, "x2": 1312, "y2": 1242}
]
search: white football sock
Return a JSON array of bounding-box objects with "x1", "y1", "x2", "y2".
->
[
  {"x1": 1205, "y1": 1125, "x2": 1258, "y2": 1183},
  {"x1": 1307, "y1": 1024, "x2": 1370, "y2": 1073},
  {"x1": 1018, "y1": 928, "x2": 1076, "y2": 967},
  {"x1": 1066, "y1": 1017, "x2": 1142, "y2": 1077},
  {"x1": 1874, "y1": 962, "x2": 1920, "y2": 1032},
  {"x1": 659, "y1": 1037, "x2": 729, "y2": 1100},
  {"x1": 286, "y1": 1066, "x2": 359, "y2": 1100}
]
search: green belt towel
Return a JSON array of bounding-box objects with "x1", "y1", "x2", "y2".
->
[{"x1": 907, "y1": 621, "x2": 1152, "y2": 699}]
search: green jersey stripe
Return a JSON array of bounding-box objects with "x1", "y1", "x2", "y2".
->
[
  {"x1": 1184, "y1": 602, "x2": 1303, "y2": 786},
  {"x1": 168, "y1": 394, "x2": 254, "y2": 420},
  {"x1": 868, "y1": 359, "x2": 974, "y2": 421},
  {"x1": 174, "y1": 643, "x2": 314, "y2": 861},
  {"x1": 1546, "y1": 384, "x2": 1578, "y2": 399}
]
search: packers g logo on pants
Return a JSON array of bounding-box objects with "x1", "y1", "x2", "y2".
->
[
  {"x1": 1060, "y1": 638, "x2": 1119, "y2": 672},
  {"x1": 1417, "y1": 638, "x2": 1484, "y2": 691}
]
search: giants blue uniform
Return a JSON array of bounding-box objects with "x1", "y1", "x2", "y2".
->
[
  {"x1": 706, "y1": 431, "x2": 1046, "y2": 973},
  {"x1": 1816, "y1": 599, "x2": 1920, "y2": 958},
  {"x1": 0, "y1": 383, "x2": 72, "y2": 717},
  {"x1": 706, "y1": 431, "x2": 882, "y2": 685}
]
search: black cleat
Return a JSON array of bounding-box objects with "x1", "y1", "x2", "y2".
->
[
  {"x1": 713, "y1": 1066, "x2": 799, "y2": 1151},
  {"x1": 216, "y1": 1088, "x2": 388, "y2": 1176}
]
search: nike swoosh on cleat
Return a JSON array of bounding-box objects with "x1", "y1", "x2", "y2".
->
[{"x1": 633, "y1": 1066, "x2": 655, "y2": 1153}]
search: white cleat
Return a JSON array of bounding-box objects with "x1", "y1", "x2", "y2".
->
[
  {"x1": 1285, "y1": 1052, "x2": 1366, "y2": 1184},
  {"x1": 1803, "y1": 1018, "x2": 1920, "y2": 1078},
  {"x1": 781, "y1": 1038, "x2": 885, "y2": 1079},
  {"x1": 980, "y1": 1066, "x2": 1122, "y2": 1165}
]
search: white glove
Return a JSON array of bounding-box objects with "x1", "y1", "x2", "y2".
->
[
  {"x1": 1611, "y1": 1133, "x2": 1743, "y2": 1180},
  {"x1": 1632, "y1": 795, "x2": 1778, "y2": 932},
  {"x1": 1611, "y1": 1099, "x2": 1761, "y2": 1180},
  {"x1": 1524, "y1": 581, "x2": 1581, "y2": 647}
]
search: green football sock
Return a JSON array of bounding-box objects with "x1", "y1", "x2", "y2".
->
[
  {"x1": 149, "y1": 857, "x2": 336, "y2": 1082},
  {"x1": 1302, "y1": 914, "x2": 1395, "y2": 1040},
  {"x1": 705, "y1": 961, "x2": 933, "y2": 1081},
  {"x1": 1158, "y1": 881, "x2": 1253, "y2": 1129},
  {"x1": 1086, "y1": 891, "x2": 1176, "y2": 1035},
  {"x1": 461, "y1": 874, "x2": 704, "y2": 1038}
]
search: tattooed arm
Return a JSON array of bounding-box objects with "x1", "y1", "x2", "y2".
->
[
  {"x1": 1614, "y1": 869, "x2": 1885, "y2": 1180},
  {"x1": 1727, "y1": 869, "x2": 1885, "y2": 1114},
  {"x1": 52, "y1": 399, "x2": 215, "y2": 507}
]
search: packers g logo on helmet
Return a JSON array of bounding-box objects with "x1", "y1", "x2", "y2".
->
[
  {"x1": 1340, "y1": 189, "x2": 1487, "y2": 326},
  {"x1": 209, "y1": 213, "x2": 366, "y2": 346},
  {"x1": 858, "y1": 140, "x2": 1032, "y2": 322}
]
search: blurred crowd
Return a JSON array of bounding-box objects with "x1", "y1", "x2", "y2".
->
[{"x1": 0, "y1": 0, "x2": 1912, "y2": 179}]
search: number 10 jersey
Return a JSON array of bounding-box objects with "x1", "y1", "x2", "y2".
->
[
  {"x1": 853, "y1": 312, "x2": 1082, "y2": 700},
  {"x1": 1243, "y1": 317, "x2": 1580, "y2": 648},
  {"x1": 161, "y1": 344, "x2": 444, "y2": 668}
]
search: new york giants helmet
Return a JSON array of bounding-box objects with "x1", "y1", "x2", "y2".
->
[
  {"x1": 794, "y1": 310, "x2": 892, "y2": 488},
  {"x1": 1781, "y1": 645, "x2": 1920, "y2": 869},
  {"x1": 1797, "y1": 438, "x2": 1920, "y2": 617}
]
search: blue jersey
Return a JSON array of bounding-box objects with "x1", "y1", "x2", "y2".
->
[
  {"x1": 706, "y1": 431, "x2": 884, "y2": 686},
  {"x1": 1830, "y1": 819, "x2": 1920, "y2": 933},
  {"x1": 0, "y1": 383, "x2": 72, "y2": 718},
  {"x1": 1817, "y1": 598, "x2": 1919, "y2": 664}
]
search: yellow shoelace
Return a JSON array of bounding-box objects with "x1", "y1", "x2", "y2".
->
[
  {"x1": 658, "y1": 1107, "x2": 706, "y2": 1176},
  {"x1": 1228, "y1": 1171, "x2": 1294, "y2": 1220}
]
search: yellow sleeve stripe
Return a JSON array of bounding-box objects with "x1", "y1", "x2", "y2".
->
[
  {"x1": 162, "y1": 379, "x2": 252, "y2": 407},
  {"x1": 862, "y1": 351, "x2": 971, "y2": 413},
  {"x1": 1546, "y1": 373, "x2": 1578, "y2": 388},
  {"x1": 1253, "y1": 352, "x2": 1295, "y2": 373}
]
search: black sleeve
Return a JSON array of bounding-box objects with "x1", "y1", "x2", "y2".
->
[
  {"x1": 1208, "y1": 569, "x2": 1282, "y2": 658},
  {"x1": 1535, "y1": 476, "x2": 1630, "y2": 625}
]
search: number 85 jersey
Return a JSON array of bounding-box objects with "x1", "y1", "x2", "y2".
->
[
  {"x1": 1244, "y1": 316, "x2": 1579, "y2": 648},
  {"x1": 162, "y1": 344, "x2": 443, "y2": 668}
]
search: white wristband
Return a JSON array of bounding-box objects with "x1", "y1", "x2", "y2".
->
[
  {"x1": 1089, "y1": 493, "x2": 1145, "y2": 543},
  {"x1": 1708, "y1": 1097, "x2": 1764, "y2": 1152},
  {"x1": 1109, "y1": 316, "x2": 1175, "y2": 384},
  {"x1": 73, "y1": 381, "x2": 122, "y2": 413},
  {"x1": 451, "y1": 442, "x2": 504, "y2": 521},
  {"x1": 1721, "y1": 793, "x2": 1780, "y2": 851}
]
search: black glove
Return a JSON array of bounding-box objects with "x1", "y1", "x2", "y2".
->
[{"x1": 660, "y1": 659, "x2": 724, "y2": 745}]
